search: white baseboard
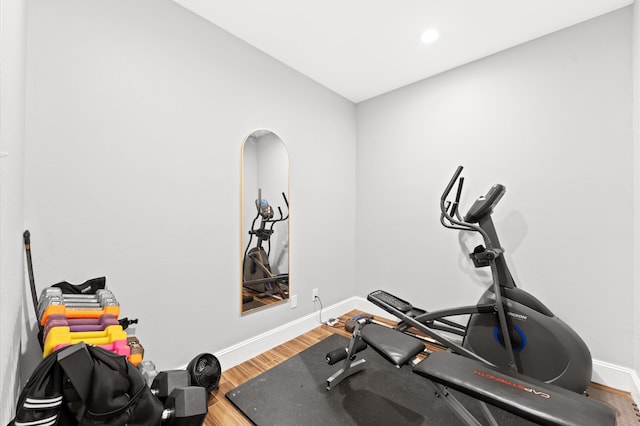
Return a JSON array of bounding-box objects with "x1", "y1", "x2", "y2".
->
[
  {"x1": 213, "y1": 297, "x2": 359, "y2": 370},
  {"x1": 631, "y1": 370, "x2": 640, "y2": 404},
  {"x1": 213, "y1": 296, "x2": 639, "y2": 401},
  {"x1": 592, "y1": 359, "x2": 639, "y2": 396}
]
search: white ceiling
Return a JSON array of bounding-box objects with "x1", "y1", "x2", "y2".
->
[{"x1": 172, "y1": 0, "x2": 633, "y2": 103}]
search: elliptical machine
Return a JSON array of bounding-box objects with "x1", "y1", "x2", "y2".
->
[
  {"x1": 368, "y1": 166, "x2": 592, "y2": 394},
  {"x1": 243, "y1": 189, "x2": 289, "y2": 299}
]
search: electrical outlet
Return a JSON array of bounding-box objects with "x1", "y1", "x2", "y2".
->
[
  {"x1": 290, "y1": 294, "x2": 298, "y2": 308},
  {"x1": 312, "y1": 288, "x2": 318, "y2": 301}
]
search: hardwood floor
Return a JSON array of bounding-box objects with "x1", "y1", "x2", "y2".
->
[
  {"x1": 242, "y1": 289, "x2": 289, "y2": 313},
  {"x1": 202, "y1": 309, "x2": 636, "y2": 426}
]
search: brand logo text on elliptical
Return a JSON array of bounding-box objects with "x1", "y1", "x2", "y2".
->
[
  {"x1": 507, "y1": 312, "x2": 527, "y2": 321},
  {"x1": 474, "y1": 370, "x2": 550, "y2": 399}
]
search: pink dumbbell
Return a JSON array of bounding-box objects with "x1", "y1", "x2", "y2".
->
[{"x1": 54, "y1": 339, "x2": 131, "y2": 357}]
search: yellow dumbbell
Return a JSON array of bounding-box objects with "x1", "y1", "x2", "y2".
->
[{"x1": 43, "y1": 324, "x2": 126, "y2": 357}]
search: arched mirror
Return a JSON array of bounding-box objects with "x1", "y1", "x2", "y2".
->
[{"x1": 241, "y1": 129, "x2": 290, "y2": 313}]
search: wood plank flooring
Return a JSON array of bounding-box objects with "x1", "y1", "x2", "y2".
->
[{"x1": 202, "y1": 309, "x2": 636, "y2": 426}]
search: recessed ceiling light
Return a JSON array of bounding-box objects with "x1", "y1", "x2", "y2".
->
[{"x1": 421, "y1": 29, "x2": 439, "y2": 44}]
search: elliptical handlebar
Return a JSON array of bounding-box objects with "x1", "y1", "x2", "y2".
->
[
  {"x1": 279, "y1": 192, "x2": 289, "y2": 221},
  {"x1": 253, "y1": 191, "x2": 289, "y2": 225},
  {"x1": 244, "y1": 189, "x2": 290, "y2": 258},
  {"x1": 450, "y1": 176, "x2": 464, "y2": 220},
  {"x1": 441, "y1": 165, "x2": 464, "y2": 204},
  {"x1": 440, "y1": 166, "x2": 492, "y2": 245}
]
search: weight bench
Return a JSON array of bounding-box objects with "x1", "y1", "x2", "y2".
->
[
  {"x1": 326, "y1": 321, "x2": 616, "y2": 426},
  {"x1": 326, "y1": 322, "x2": 424, "y2": 390}
]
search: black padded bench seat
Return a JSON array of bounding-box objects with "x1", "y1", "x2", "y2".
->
[
  {"x1": 360, "y1": 323, "x2": 425, "y2": 366},
  {"x1": 414, "y1": 351, "x2": 616, "y2": 426},
  {"x1": 325, "y1": 322, "x2": 425, "y2": 390}
]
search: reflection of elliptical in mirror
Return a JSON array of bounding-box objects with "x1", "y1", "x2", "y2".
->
[
  {"x1": 243, "y1": 189, "x2": 289, "y2": 299},
  {"x1": 241, "y1": 129, "x2": 290, "y2": 313}
]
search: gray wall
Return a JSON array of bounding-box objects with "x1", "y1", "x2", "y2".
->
[
  {"x1": 356, "y1": 8, "x2": 633, "y2": 368},
  {"x1": 0, "y1": 0, "x2": 27, "y2": 422},
  {"x1": 23, "y1": 0, "x2": 356, "y2": 372}
]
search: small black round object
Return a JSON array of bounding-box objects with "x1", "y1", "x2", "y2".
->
[{"x1": 187, "y1": 353, "x2": 221, "y2": 393}]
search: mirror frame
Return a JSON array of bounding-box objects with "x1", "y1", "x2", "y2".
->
[{"x1": 240, "y1": 129, "x2": 290, "y2": 314}]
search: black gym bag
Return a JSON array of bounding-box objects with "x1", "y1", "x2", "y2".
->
[
  {"x1": 8, "y1": 344, "x2": 164, "y2": 426},
  {"x1": 51, "y1": 277, "x2": 107, "y2": 295}
]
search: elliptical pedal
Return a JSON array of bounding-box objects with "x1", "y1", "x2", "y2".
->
[{"x1": 368, "y1": 290, "x2": 413, "y2": 313}]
